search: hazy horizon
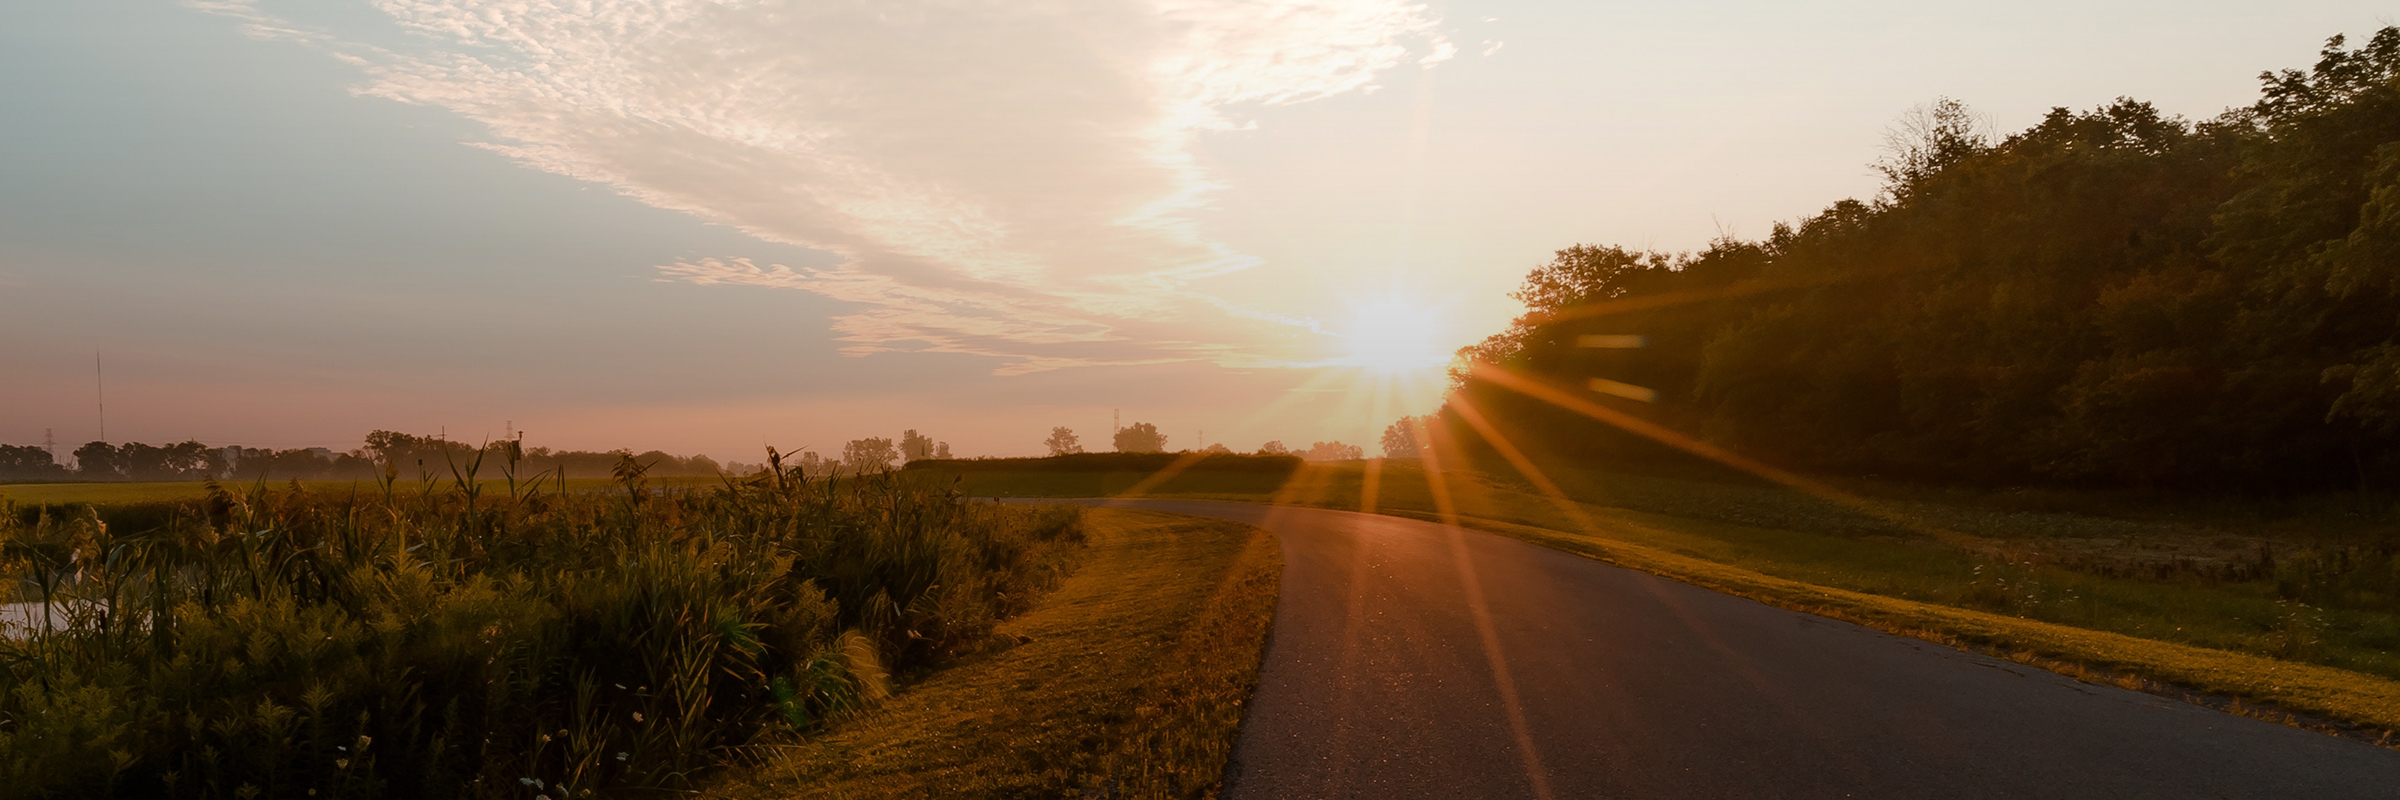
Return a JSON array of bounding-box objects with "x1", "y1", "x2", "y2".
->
[{"x1": 6, "y1": 0, "x2": 2390, "y2": 462}]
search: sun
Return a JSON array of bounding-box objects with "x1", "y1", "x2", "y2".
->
[{"x1": 1339, "y1": 296, "x2": 1452, "y2": 374}]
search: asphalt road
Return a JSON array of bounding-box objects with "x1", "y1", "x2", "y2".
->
[{"x1": 1068, "y1": 499, "x2": 2400, "y2": 799}]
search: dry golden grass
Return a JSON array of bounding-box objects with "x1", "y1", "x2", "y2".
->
[{"x1": 714, "y1": 508, "x2": 1282, "y2": 799}]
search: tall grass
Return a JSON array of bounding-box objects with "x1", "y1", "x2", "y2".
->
[{"x1": 0, "y1": 453, "x2": 1084, "y2": 799}]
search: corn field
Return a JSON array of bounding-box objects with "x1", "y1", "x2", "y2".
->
[{"x1": 0, "y1": 452, "x2": 1085, "y2": 799}]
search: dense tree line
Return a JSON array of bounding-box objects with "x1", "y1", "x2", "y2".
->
[
  {"x1": 0, "y1": 441, "x2": 301, "y2": 482},
  {"x1": 1453, "y1": 29, "x2": 2400, "y2": 492},
  {"x1": 0, "y1": 431, "x2": 730, "y2": 482},
  {"x1": 360, "y1": 431, "x2": 726, "y2": 480},
  {"x1": 0, "y1": 445, "x2": 73, "y2": 480}
]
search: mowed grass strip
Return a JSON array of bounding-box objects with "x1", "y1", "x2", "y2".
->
[{"x1": 717, "y1": 508, "x2": 1282, "y2": 799}]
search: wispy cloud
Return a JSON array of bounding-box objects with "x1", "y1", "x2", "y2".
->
[{"x1": 199, "y1": 0, "x2": 1451, "y2": 374}]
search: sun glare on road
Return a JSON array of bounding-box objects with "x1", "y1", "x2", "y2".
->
[{"x1": 1340, "y1": 297, "x2": 1453, "y2": 374}]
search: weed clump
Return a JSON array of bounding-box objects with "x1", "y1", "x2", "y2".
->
[{"x1": 0, "y1": 455, "x2": 1084, "y2": 799}]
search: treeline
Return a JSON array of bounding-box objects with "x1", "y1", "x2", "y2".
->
[
  {"x1": 0, "y1": 441, "x2": 305, "y2": 482},
  {"x1": 906, "y1": 452, "x2": 1304, "y2": 473},
  {"x1": 0, "y1": 430, "x2": 729, "y2": 482},
  {"x1": 1453, "y1": 29, "x2": 2400, "y2": 492},
  {"x1": 356, "y1": 431, "x2": 727, "y2": 480},
  {"x1": 1039, "y1": 422, "x2": 1366, "y2": 462}
]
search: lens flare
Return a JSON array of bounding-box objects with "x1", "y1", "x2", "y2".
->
[{"x1": 1339, "y1": 297, "x2": 1451, "y2": 373}]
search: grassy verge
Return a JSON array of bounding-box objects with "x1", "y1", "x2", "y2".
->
[
  {"x1": 713, "y1": 508, "x2": 1281, "y2": 799},
  {"x1": 925, "y1": 460, "x2": 2400, "y2": 741}
]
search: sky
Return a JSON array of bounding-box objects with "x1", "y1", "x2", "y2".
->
[{"x1": 2, "y1": 0, "x2": 2392, "y2": 462}]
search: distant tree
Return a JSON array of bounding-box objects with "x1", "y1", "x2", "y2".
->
[
  {"x1": 1203, "y1": 443, "x2": 1233, "y2": 454},
  {"x1": 226, "y1": 447, "x2": 339, "y2": 480},
  {"x1": 798, "y1": 450, "x2": 829, "y2": 475},
  {"x1": 361, "y1": 430, "x2": 472, "y2": 475},
  {"x1": 1381, "y1": 417, "x2": 1422, "y2": 458},
  {"x1": 1257, "y1": 440, "x2": 1289, "y2": 456},
  {"x1": 1044, "y1": 426, "x2": 1083, "y2": 456},
  {"x1": 901, "y1": 429, "x2": 936, "y2": 462},
  {"x1": 0, "y1": 444, "x2": 67, "y2": 480},
  {"x1": 934, "y1": 442, "x2": 952, "y2": 459},
  {"x1": 630, "y1": 451, "x2": 678, "y2": 477},
  {"x1": 69, "y1": 441, "x2": 221, "y2": 481},
  {"x1": 1113, "y1": 422, "x2": 1167, "y2": 453},
  {"x1": 843, "y1": 437, "x2": 899, "y2": 472},
  {"x1": 72, "y1": 441, "x2": 122, "y2": 479},
  {"x1": 1302, "y1": 441, "x2": 1363, "y2": 461}
]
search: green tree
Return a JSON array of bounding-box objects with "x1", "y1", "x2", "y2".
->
[
  {"x1": 1044, "y1": 426, "x2": 1082, "y2": 456},
  {"x1": 1445, "y1": 27, "x2": 2400, "y2": 491},
  {"x1": 901, "y1": 429, "x2": 935, "y2": 462},
  {"x1": 843, "y1": 437, "x2": 899, "y2": 472},
  {"x1": 1873, "y1": 96, "x2": 1993, "y2": 195},
  {"x1": 1302, "y1": 441, "x2": 1362, "y2": 461},
  {"x1": 1113, "y1": 422, "x2": 1166, "y2": 453},
  {"x1": 1380, "y1": 417, "x2": 1422, "y2": 458},
  {"x1": 0, "y1": 444, "x2": 66, "y2": 480},
  {"x1": 71, "y1": 441, "x2": 121, "y2": 480}
]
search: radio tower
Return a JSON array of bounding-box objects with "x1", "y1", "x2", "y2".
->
[
  {"x1": 95, "y1": 352, "x2": 107, "y2": 444},
  {"x1": 43, "y1": 428, "x2": 56, "y2": 460}
]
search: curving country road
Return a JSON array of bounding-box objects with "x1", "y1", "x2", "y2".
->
[{"x1": 1063, "y1": 499, "x2": 2400, "y2": 799}]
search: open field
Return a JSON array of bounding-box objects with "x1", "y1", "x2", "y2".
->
[
  {"x1": 919, "y1": 458, "x2": 2400, "y2": 739},
  {"x1": 715, "y1": 508, "x2": 1280, "y2": 799}
]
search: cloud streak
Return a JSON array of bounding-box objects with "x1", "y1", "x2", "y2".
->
[{"x1": 206, "y1": 0, "x2": 1451, "y2": 374}]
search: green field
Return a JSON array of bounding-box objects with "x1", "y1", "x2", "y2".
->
[{"x1": 918, "y1": 458, "x2": 2400, "y2": 738}]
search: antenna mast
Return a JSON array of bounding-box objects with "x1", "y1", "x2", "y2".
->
[{"x1": 95, "y1": 351, "x2": 106, "y2": 444}]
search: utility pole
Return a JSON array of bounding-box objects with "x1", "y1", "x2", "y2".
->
[
  {"x1": 95, "y1": 351, "x2": 106, "y2": 444},
  {"x1": 1113, "y1": 409, "x2": 1120, "y2": 435}
]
